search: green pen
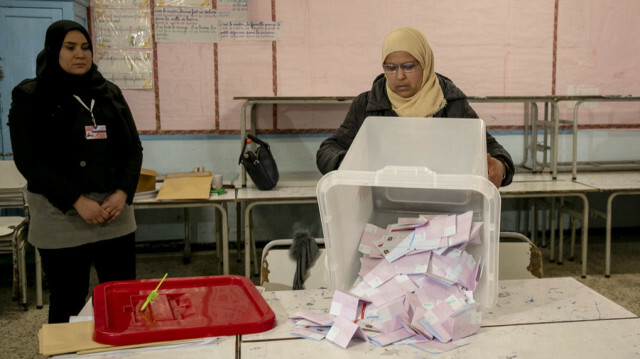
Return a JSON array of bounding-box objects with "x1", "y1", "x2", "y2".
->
[
  {"x1": 210, "y1": 188, "x2": 227, "y2": 195},
  {"x1": 140, "y1": 273, "x2": 168, "y2": 312}
]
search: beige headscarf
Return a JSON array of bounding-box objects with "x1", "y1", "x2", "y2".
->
[{"x1": 382, "y1": 27, "x2": 446, "y2": 117}]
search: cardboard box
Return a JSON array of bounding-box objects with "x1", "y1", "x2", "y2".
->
[{"x1": 136, "y1": 169, "x2": 158, "y2": 193}]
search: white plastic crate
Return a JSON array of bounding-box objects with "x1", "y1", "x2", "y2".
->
[{"x1": 317, "y1": 117, "x2": 501, "y2": 309}]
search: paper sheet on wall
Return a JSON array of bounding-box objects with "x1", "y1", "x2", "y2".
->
[
  {"x1": 218, "y1": 21, "x2": 280, "y2": 41},
  {"x1": 154, "y1": 8, "x2": 218, "y2": 43},
  {"x1": 155, "y1": 0, "x2": 212, "y2": 7},
  {"x1": 92, "y1": 6, "x2": 154, "y2": 90},
  {"x1": 94, "y1": 9, "x2": 152, "y2": 48},
  {"x1": 95, "y1": 50, "x2": 154, "y2": 89},
  {"x1": 95, "y1": 0, "x2": 148, "y2": 8},
  {"x1": 217, "y1": 0, "x2": 248, "y2": 20},
  {"x1": 156, "y1": 171, "x2": 213, "y2": 200}
]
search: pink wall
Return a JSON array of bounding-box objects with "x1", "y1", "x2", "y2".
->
[
  {"x1": 555, "y1": 0, "x2": 640, "y2": 125},
  {"x1": 121, "y1": 0, "x2": 640, "y2": 133}
]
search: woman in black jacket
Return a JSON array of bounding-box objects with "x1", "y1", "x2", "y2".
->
[
  {"x1": 316, "y1": 27, "x2": 514, "y2": 188},
  {"x1": 8, "y1": 20, "x2": 143, "y2": 323}
]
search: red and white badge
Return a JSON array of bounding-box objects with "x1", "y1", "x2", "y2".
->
[{"x1": 85, "y1": 125, "x2": 108, "y2": 140}]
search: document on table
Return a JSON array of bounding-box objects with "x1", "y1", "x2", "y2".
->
[
  {"x1": 38, "y1": 320, "x2": 216, "y2": 356},
  {"x1": 156, "y1": 171, "x2": 213, "y2": 200},
  {"x1": 326, "y1": 316, "x2": 369, "y2": 349},
  {"x1": 39, "y1": 321, "x2": 112, "y2": 355}
]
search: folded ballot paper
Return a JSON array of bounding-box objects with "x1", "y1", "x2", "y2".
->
[{"x1": 290, "y1": 211, "x2": 483, "y2": 354}]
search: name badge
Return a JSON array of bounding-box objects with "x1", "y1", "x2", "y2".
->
[{"x1": 85, "y1": 125, "x2": 107, "y2": 140}]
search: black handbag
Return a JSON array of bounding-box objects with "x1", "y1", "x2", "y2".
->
[{"x1": 238, "y1": 134, "x2": 279, "y2": 190}]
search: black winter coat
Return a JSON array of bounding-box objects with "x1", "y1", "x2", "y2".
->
[
  {"x1": 9, "y1": 78, "x2": 143, "y2": 213},
  {"x1": 316, "y1": 73, "x2": 514, "y2": 186}
]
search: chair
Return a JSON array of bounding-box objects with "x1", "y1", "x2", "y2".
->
[
  {"x1": 499, "y1": 231, "x2": 544, "y2": 280},
  {"x1": 0, "y1": 215, "x2": 42, "y2": 310},
  {"x1": 259, "y1": 238, "x2": 330, "y2": 291},
  {"x1": 0, "y1": 217, "x2": 24, "y2": 297},
  {"x1": 0, "y1": 160, "x2": 43, "y2": 310}
]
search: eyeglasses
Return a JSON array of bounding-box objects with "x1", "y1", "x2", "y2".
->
[{"x1": 382, "y1": 62, "x2": 419, "y2": 74}]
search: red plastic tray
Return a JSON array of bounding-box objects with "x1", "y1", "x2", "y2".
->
[{"x1": 92, "y1": 275, "x2": 276, "y2": 346}]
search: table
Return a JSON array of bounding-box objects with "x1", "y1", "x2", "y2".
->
[
  {"x1": 234, "y1": 96, "x2": 354, "y2": 187},
  {"x1": 241, "y1": 277, "x2": 637, "y2": 358},
  {"x1": 133, "y1": 189, "x2": 235, "y2": 275},
  {"x1": 240, "y1": 277, "x2": 640, "y2": 359},
  {"x1": 236, "y1": 173, "x2": 601, "y2": 279},
  {"x1": 475, "y1": 95, "x2": 640, "y2": 179},
  {"x1": 468, "y1": 96, "x2": 552, "y2": 173},
  {"x1": 499, "y1": 177, "x2": 600, "y2": 277},
  {"x1": 234, "y1": 95, "x2": 553, "y2": 180},
  {"x1": 242, "y1": 318, "x2": 640, "y2": 358},
  {"x1": 505, "y1": 172, "x2": 562, "y2": 246},
  {"x1": 235, "y1": 95, "x2": 640, "y2": 182},
  {"x1": 482, "y1": 277, "x2": 636, "y2": 325},
  {"x1": 49, "y1": 297, "x2": 239, "y2": 358},
  {"x1": 559, "y1": 95, "x2": 640, "y2": 180},
  {"x1": 572, "y1": 172, "x2": 640, "y2": 277},
  {"x1": 236, "y1": 185, "x2": 318, "y2": 277},
  {"x1": 52, "y1": 278, "x2": 637, "y2": 358},
  {"x1": 243, "y1": 277, "x2": 635, "y2": 343}
]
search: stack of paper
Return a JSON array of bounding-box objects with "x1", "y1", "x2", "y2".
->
[
  {"x1": 290, "y1": 211, "x2": 484, "y2": 354},
  {"x1": 38, "y1": 321, "x2": 218, "y2": 356}
]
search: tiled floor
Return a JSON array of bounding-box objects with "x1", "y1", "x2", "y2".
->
[{"x1": 0, "y1": 229, "x2": 639, "y2": 359}]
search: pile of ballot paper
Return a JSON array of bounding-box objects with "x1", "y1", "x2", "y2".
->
[{"x1": 289, "y1": 211, "x2": 484, "y2": 354}]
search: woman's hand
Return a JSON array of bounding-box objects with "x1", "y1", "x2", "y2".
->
[
  {"x1": 101, "y1": 189, "x2": 127, "y2": 223},
  {"x1": 487, "y1": 154, "x2": 506, "y2": 189},
  {"x1": 74, "y1": 195, "x2": 110, "y2": 225}
]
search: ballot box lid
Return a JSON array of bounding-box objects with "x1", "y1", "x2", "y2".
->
[{"x1": 93, "y1": 275, "x2": 276, "y2": 346}]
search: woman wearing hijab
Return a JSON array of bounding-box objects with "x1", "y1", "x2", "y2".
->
[
  {"x1": 316, "y1": 27, "x2": 514, "y2": 188},
  {"x1": 8, "y1": 20, "x2": 143, "y2": 323}
]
